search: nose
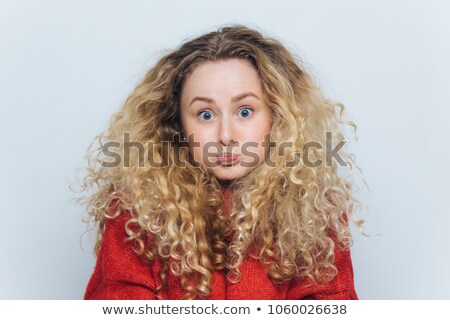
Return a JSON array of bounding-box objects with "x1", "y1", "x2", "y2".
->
[{"x1": 218, "y1": 115, "x2": 236, "y2": 148}]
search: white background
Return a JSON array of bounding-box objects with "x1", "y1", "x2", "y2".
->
[{"x1": 1, "y1": 0, "x2": 449, "y2": 299}]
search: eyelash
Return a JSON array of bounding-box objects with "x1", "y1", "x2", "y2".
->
[{"x1": 198, "y1": 107, "x2": 254, "y2": 121}]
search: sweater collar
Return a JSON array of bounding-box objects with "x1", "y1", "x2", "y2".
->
[{"x1": 220, "y1": 187, "x2": 234, "y2": 214}]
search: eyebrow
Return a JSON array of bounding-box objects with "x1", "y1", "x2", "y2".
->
[{"x1": 189, "y1": 92, "x2": 261, "y2": 106}]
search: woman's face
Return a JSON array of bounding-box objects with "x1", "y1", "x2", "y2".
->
[{"x1": 180, "y1": 58, "x2": 272, "y2": 181}]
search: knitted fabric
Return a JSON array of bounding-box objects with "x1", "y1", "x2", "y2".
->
[{"x1": 84, "y1": 188, "x2": 358, "y2": 300}]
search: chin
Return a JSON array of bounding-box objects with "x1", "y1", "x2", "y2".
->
[{"x1": 210, "y1": 167, "x2": 249, "y2": 181}]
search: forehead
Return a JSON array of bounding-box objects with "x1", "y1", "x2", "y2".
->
[{"x1": 181, "y1": 58, "x2": 263, "y2": 99}]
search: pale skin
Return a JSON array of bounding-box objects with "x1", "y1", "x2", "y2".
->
[{"x1": 180, "y1": 58, "x2": 272, "y2": 182}]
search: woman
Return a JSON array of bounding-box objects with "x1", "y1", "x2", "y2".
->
[{"x1": 80, "y1": 24, "x2": 362, "y2": 300}]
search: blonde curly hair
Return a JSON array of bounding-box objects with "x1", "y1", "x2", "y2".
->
[{"x1": 75, "y1": 24, "x2": 363, "y2": 299}]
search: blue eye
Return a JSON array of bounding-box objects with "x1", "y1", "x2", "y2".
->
[
  {"x1": 240, "y1": 107, "x2": 253, "y2": 118},
  {"x1": 198, "y1": 108, "x2": 253, "y2": 121},
  {"x1": 199, "y1": 111, "x2": 213, "y2": 121}
]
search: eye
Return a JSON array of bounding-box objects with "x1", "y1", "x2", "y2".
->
[
  {"x1": 239, "y1": 107, "x2": 253, "y2": 118},
  {"x1": 198, "y1": 110, "x2": 214, "y2": 121}
]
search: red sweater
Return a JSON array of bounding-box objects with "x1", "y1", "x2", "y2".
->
[{"x1": 84, "y1": 189, "x2": 358, "y2": 300}]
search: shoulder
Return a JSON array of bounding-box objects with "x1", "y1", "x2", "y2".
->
[
  {"x1": 100, "y1": 208, "x2": 152, "y2": 275},
  {"x1": 102, "y1": 199, "x2": 152, "y2": 251},
  {"x1": 84, "y1": 207, "x2": 158, "y2": 299},
  {"x1": 286, "y1": 242, "x2": 358, "y2": 300}
]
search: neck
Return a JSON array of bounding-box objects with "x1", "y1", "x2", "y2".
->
[{"x1": 218, "y1": 179, "x2": 236, "y2": 190}]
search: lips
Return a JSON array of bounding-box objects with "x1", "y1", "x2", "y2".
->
[{"x1": 216, "y1": 153, "x2": 239, "y2": 164}]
